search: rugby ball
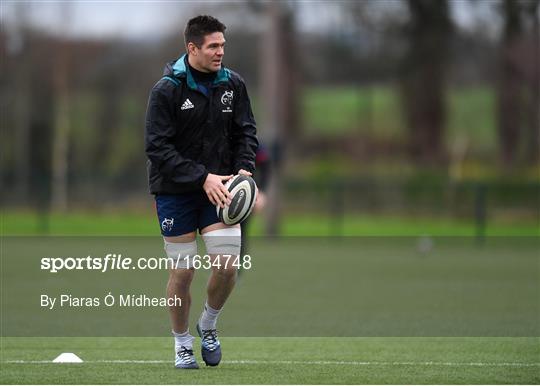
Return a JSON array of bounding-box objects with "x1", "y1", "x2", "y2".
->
[{"x1": 217, "y1": 175, "x2": 258, "y2": 225}]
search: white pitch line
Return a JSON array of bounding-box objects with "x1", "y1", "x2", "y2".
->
[{"x1": 4, "y1": 359, "x2": 540, "y2": 367}]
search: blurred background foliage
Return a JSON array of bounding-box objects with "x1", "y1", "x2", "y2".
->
[{"x1": 0, "y1": 0, "x2": 538, "y2": 236}]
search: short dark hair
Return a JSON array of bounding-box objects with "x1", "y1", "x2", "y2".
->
[{"x1": 184, "y1": 15, "x2": 226, "y2": 49}]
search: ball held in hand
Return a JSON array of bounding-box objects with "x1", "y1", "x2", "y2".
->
[{"x1": 217, "y1": 175, "x2": 258, "y2": 225}]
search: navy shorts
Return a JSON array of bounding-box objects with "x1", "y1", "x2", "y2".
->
[{"x1": 155, "y1": 192, "x2": 220, "y2": 237}]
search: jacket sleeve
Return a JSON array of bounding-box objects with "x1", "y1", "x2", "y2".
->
[
  {"x1": 231, "y1": 80, "x2": 259, "y2": 173},
  {"x1": 145, "y1": 85, "x2": 208, "y2": 186}
]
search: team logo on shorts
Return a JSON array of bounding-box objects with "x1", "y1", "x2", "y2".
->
[
  {"x1": 161, "y1": 218, "x2": 174, "y2": 232},
  {"x1": 221, "y1": 90, "x2": 233, "y2": 113}
]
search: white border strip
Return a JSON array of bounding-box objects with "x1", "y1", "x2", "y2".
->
[{"x1": 4, "y1": 359, "x2": 540, "y2": 367}]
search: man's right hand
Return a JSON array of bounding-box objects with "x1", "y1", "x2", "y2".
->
[{"x1": 203, "y1": 173, "x2": 233, "y2": 208}]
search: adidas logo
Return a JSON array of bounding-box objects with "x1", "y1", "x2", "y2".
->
[{"x1": 180, "y1": 99, "x2": 194, "y2": 110}]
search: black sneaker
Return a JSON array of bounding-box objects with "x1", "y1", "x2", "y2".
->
[{"x1": 196, "y1": 323, "x2": 222, "y2": 366}]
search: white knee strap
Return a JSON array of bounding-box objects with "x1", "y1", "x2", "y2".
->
[
  {"x1": 164, "y1": 239, "x2": 197, "y2": 269},
  {"x1": 202, "y1": 227, "x2": 241, "y2": 256}
]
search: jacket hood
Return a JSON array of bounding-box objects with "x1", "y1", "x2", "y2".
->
[{"x1": 163, "y1": 54, "x2": 231, "y2": 90}]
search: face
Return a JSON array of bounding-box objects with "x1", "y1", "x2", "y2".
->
[{"x1": 188, "y1": 32, "x2": 225, "y2": 73}]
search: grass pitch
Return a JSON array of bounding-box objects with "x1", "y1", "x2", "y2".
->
[
  {"x1": 1, "y1": 214, "x2": 538, "y2": 384},
  {"x1": 1, "y1": 337, "x2": 539, "y2": 384}
]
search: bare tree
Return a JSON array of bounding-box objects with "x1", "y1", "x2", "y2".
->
[
  {"x1": 10, "y1": 3, "x2": 31, "y2": 203},
  {"x1": 401, "y1": 0, "x2": 452, "y2": 163},
  {"x1": 50, "y1": 3, "x2": 72, "y2": 211},
  {"x1": 497, "y1": 0, "x2": 539, "y2": 167},
  {"x1": 525, "y1": 0, "x2": 540, "y2": 164},
  {"x1": 498, "y1": 0, "x2": 523, "y2": 167},
  {"x1": 259, "y1": 2, "x2": 298, "y2": 235}
]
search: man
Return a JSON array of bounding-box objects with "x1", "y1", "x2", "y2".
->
[{"x1": 145, "y1": 15, "x2": 258, "y2": 369}]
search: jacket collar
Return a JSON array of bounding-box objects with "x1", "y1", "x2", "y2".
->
[{"x1": 173, "y1": 54, "x2": 230, "y2": 90}]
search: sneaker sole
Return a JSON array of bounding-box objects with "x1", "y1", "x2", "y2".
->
[{"x1": 175, "y1": 365, "x2": 199, "y2": 370}]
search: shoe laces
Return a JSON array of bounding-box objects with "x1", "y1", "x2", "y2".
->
[
  {"x1": 177, "y1": 346, "x2": 195, "y2": 363},
  {"x1": 201, "y1": 329, "x2": 219, "y2": 351}
]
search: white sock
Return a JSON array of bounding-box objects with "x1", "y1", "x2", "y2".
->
[
  {"x1": 199, "y1": 301, "x2": 221, "y2": 330},
  {"x1": 172, "y1": 329, "x2": 194, "y2": 350}
]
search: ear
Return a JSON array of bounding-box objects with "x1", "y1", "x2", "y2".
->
[{"x1": 187, "y1": 42, "x2": 198, "y2": 56}]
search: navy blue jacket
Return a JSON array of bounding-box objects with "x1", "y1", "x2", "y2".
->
[{"x1": 145, "y1": 54, "x2": 258, "y2": 194}]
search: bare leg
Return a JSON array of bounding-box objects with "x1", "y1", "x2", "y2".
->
[
  {"x1": 167, "y1": 268, "x2": 195, "y2": 332},
  {"x1": 165, "y1": 233, "x2": 196, "y2": 332},
  {"x1": 201, "y1": 223, "x2": 240, "y2": 310},
  {"x1": 206, "y1": 256, "x2": 237, "y2": 309}
]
